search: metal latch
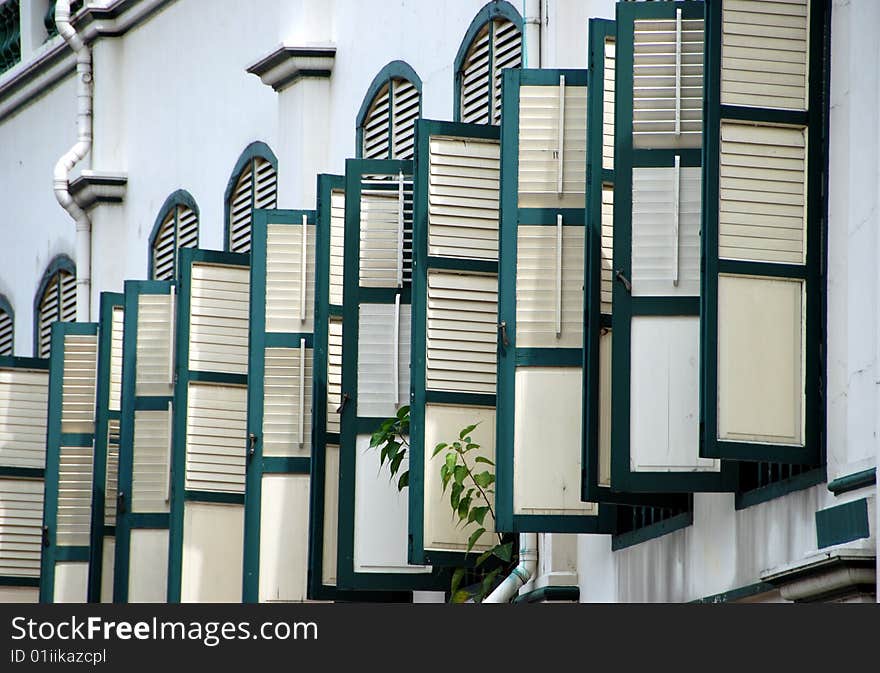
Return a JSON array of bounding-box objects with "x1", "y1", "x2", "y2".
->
[
  {"x1": 336, "y1": 392, "x2": 351, "y2": 414},
  {"x1": 615, "y1": 269, "x2": 632, "y2": 293},
  {"x1": 42, "y1": 526, "x2": 50, "y2": 548},
  {"x1": 498, "y1": 321, "x2": 510, "y2": 348},
  {"x1": 248, "y1": 433, "x2": 258, "y2": 458},
  {"x1": 117, "y1": 491, "x2": 126, "y2": 515}
]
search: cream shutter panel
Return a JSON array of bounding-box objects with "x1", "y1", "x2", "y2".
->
[
  {"x1": 0, "y1": 477, "x2": 43, "y2": 579},
  {"x1": 132, "y1": 409, "x2": 172, "y2": 511},
  {"x1": 185, "y1": 383, "x2": 247, "y2": 493},
  {"x1": 632, "y1": 13, "x2": 703, "y2": 149},
  {"x1": 427, "y1": 135, "x2": 500, "y2": 261},
  {"x1": 266, "y1": 221, "x2": 315, "y2": 334},
  {"x1": 329, "y1": 189, "x2": 345, "y2": 306},
  {"x1": 135, "y1": 293, "x2": 174, "y2": 397},
  {"x1": 262, "y1": 346, "x2": 312, "y2": 457},
  {"x1": 721, "y1": 0, "x2": 809, "y2": 111},
  {"x1": 189, "y1": 263, "x2": 249, "y2": 375},
  {"x1": 391, "y1": 78, "x2": 420, "y2": 160},
  {"x1": 357, "y1": 303, "x2": 410, "y2": 418},
  {"x1": 460, "y1": 23, "x2": 492, "y2": 124},
  {"x1": 362, "y1": 82, "x2": 391, "y2": 160},
  {"x1": 60, "y1": 332, "x2": 97, "y2": 435},
  {"x1": 104, "y1": 418, "x2": 120, "y2": 526},
  {"x1": 603, "y1": 37, "x2": 616, "y2": 171},
  {"x1": 359, "y1": 174, "x2": 413, "y2": 287},
  {"x1": 326, "y1": 317, "x2": 342, "y2": 436},
  {"x1": 0, "y1": 367, "x2": 49, "y2": 469},
  {"x1": 108, "y1": 307, "x2": 124, "y2": 412},
  {"x1": 0, "y1": 307, "x2": 12, "y2": 356},
  {"x1": 600, "y1": 185, "x2": 614, "y2": 313}
]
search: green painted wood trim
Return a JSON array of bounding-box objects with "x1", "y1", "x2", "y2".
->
[
  {"x1": 0, "y1": 466, "x2": 43, "y2": 478},
  {"x1": 816, "y1": 498, "x2": 870, "y2": 549},
  {"x1": 242, "y1": 207, "x2": 316, "y2": 603},
  {"x1": 223, "y1": 141, "x2": 278, "y2": 252},
  {"x1": 611, "y1": 509, "x2": 693, "y2": 552},
  {"x1": 148, "y1": 189, "x2": 200, "y2": 281},
  {"x1": 512, "y1": 585, "x2": 580, "y2": 604},
  {"x1": 692, "y1": 581, "x2": 777, "y2": 604},
  {"x1": 54, "y1": 546, "x2": 90, "y2": 562},
  {"x1": 734, "y1": 466, "x2": 825, "y2": 510},
  {"x1": 0, "y1": 576, "x2": 40, "y2": 588},
  {"x1": 88, "y1": 291, "x2": 124, "y2": 602},
  {"x1": 184, "y1": 491, "x2": 245, "y2": 505},
  {"x1": 453, "y1": 0, "x2": 522, "y2": 123},
  {"x1": 828, "y1": 468, "x2": 876, "y2": 496},
  {"x1": 32, "y1": 253, "x2": 75, "y2": 358},
  {"x1": 355, "y1": 60, "x2": 422, "y2": 159},
  {"x1": 0, "y1": 355, "x2": 49, "y2": 370},
  {"x1": 127, "y1": 513, "x2": 170, "y2": 529}
]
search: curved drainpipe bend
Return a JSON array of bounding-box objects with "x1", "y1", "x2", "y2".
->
[{"x1": 53, "y1": 0, "x2": 92, "y2": 322}]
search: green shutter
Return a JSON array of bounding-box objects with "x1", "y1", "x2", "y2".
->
[
  {"x1": 242, "y1": 208, "x2": 315, "y2": 603},
  {"x1": 700, "y1": 0, "x2": 825, "y2": 466},
  {"x1": 113, "y1": 280, "x2": 174, "y2": 603}
]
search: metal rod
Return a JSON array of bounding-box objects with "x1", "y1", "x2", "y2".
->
[
  {"x1": 299, "y1": 337, "x2": 306, "y2": 445},
  {"x1": 301, "y1": 214, "x2": 307, "y2": 322},
  {"x1": 675, "y1": 8, "x2": 682, "y2": 136},
  {"x1": 164, "y1": 400, "x2": 172, "y2": 503},
  {"x1": 397, "y1": 171, "x2": 405, "y2": 288},
  {"x1": 673, "y1": 154, "x2": 681, "y2": 287},
  {"x1": 393, "y1": 293, "x2": 400, "y2": 405},
  {"x1": 168, "y1": 284, "x2": 176, "y2": 385},
  {"x1": 557, "y1": 74, "x2": 566, "y2": 194},
  {"x1": 556, "y1": 213, "x2": 563, "y2": 337}
]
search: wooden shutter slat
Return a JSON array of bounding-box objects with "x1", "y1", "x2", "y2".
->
[
  {"x1": 262, "y1": 347, "x2": 312, "y2": 457},
  {"x1": 265, "y1": 224, "x2": 315, "y2": 334},
  {"x1": 108, "y1": 306, "x2": 124, "y2": 412},
  {"x1": 326, "y1": 318, "x2": 342, "y2": 435},
  {"x1": 60, "y1": 334, "x2": 97, "y2": 434},
  {"x1": 184, "y1": 383, "x2": 247, "y2": 494},
  {"x1": 356, "y1": 304, "x2": 411, "y2": 418},
  {"x1": 0, "y1": 369, "x2": 48, "y2": 469},
  {"x1": 189, "y1": 264, "x2": 249, "y2": 375},
  {"x1": 0, "y1": 478, "x2": 43, "y2": 577},
  {"x1": 104, "y1": 418, "x2": 120, "y2": 526},
  {"x1": 135, "y1": 294, "x2": 173, "y2": 397}
]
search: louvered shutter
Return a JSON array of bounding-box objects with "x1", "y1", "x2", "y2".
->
[
  {"x1": 153, "y1": 204, "x2": 199, "y2": 282},
  {"x1": 0, "y1": 358, "x2": 48, "y2": 599},
  {"x1": 362, "y1": 82, "x2": 391, "y2": 160},
  {"x1": 409, "y1": 121, "x2": 502, "y2": 561},
  {"x1": 602, "y1": 37, "x2": 615, "y2": 171},
  {"x1": 459, "y1": 17, "x2": 521, "y2": 126},
  {"x1": 0, "y1": 307, "x2": 12, "y2": 356},
  {"x1": 335, "y1": 158, "x2": 439, "y2": 591},
  {"x1": 721, "y1": 0, "x2": 809, "y2": 111},
  {"x1": 491, "y1": 18, "x2": 522, "y2": 125},
  {"x1": 701, "y1": 0, "x2": 823, "y2": 465},
  {"x1": 38, "y1": 268, "x2": 76, "y2": 359},
  {"x1": 88, "y1": 292, "x2": 125, "y2": 602},
  {"x1": 243, "y1": 209, "x2": 315, "y2": 602},
  {"x1": 326, "y1": 317, "x2": 342, "y2": 436},
  {"x1": 228, "y1": 156, "x2": 277, "y2": 254},
  {"x1": 40, "y1": 322, "x2": 98, "y2": 603},
  {"x1": 611, "y1": 1, "x2": 732, "y2": 493},
  {"x1": 114, "y1": 281, "x2": 175, "y2": 603},
  {"x1": 169, "y1": 250, "x2": 249, "y2": 602},
  {"x1": 329, "y1": 188, "x2": 345, "y2": 306},
  {"x1": 494, "y1": 69, "x2": 612, "y2": 531},
  {"x1": 391, "y1": 78, "x2": 420, "y2": 160}
]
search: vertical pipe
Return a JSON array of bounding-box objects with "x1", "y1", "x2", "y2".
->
[{"x1": 523, "y1": 0, "x2": 541, "y2": 69}]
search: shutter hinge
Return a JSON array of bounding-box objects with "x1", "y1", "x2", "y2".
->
[
  {"x1": 615, "y1": 269, "x2": 632, "y2": 293},
  {"x1": 117, "y1": 491, "x2": 126, "y2": 515},
  {"x1": 248, "y1": 433, "x2": 258, "y2": 459},
  {"x1": 42, "y1": 525, "x2": 50, "y2": 548},
  {"x1": 336, "y1": 392, "x2": 350, "y2": 414},
  {"x1": 498, "y1": 321, "x2": 510, "y2": 348}
]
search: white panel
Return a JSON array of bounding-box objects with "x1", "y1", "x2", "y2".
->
[
  {"x1": 189, "y1": 263, "x2": 250, "y2": 375},
  {"x1": 356, "y1": 304, "x2": 410, "y2": 418},
  {"x1": 362, "y1": 82, "x2": 390, "y2": 160},
  {"x1": 460, "y1": 23, "x2": 491, "y2": 125},
  {"x1": 132, "y1": 409, "x2": 171, "y2": 513},
  {"x1": 322, "y1": 444, "x2": 340, "y2": 587},
  {"x1": 600, "y1": 184, "x2": 614, "y2": 314},
  {"x1": 354, "y1": 434, "x2": 430, "y2": 573},
  {"x1": 329, "y1": 189, "x2": 345, "y2": 306},
  {"x1": 108, "y1": 306, "x2": 124, "y2": 412},
  {"x1": 0, "y1": 586, "x2": 38, "y2": 602},
  {"x1": 721, "y1": 0, "x2": 809, "y2": 110},
  {"x1": 61, "y1": 333, "x2": 97, "y2": 434},
  {"x1": 259, "y1": 474, "x2": 310, "y2": 602},
  {"x1": 491, "y1": 18, "x2": 521, "y2": 125},
  {"x1": 516, "y1": 225, "x2": 585, "y2": 348},
  {"x1": 100, "y1": 537, "x2": 115, "y2": 603},
  {"x1": 185, "y1": 383, "x2": 247, "y2": 494},
  {"x1": 181, "y1": 502, "x2": 244, "y2": 603},
  {"x1": 632, "y1": 166, "x2": 701, "y2": 297},
  {"x1": 0, "y1": 477, "x2": 43, "y2": 578},
  {"x1": 326, "y1": 318, "x2": 342, "y2": 436},
  {"x1": 603, "y1": 38, "x2": 616, "y2": 171},
  {"x1": 53, "y1": 562, "x2": 88, "y2": 603},
  {"x1": 598, "y1": 330, "x2": 612, "y2": 488},
  {"x1": 518, "y1": 84, "x2": 588, "y2": 208},
  {"x1": 359, "y1": 181, "x2": 413, "y2": 288},
  {"x1": 263, "y1": 347, "x2": 312, "y2": 458},
  {"x1": 423, "y1": 405, "x2": 495, "y2": 553},
  {"x1": 392, "y1": 78, "x2": 420, "y2": 160},
  {"x1": 135, "y1": 293, "x2": 173, "y2": 397},
  {"x1": 56, "y1": 445, "x2": 93, "y2": 546},
  {"x1": 426, "y1": 271, "x2": 497, "y2": 395},
  {"x1": 128, "y1": 529, "x2": 168, "y2": 603},
  {"x1": 719, "y1": 122, "x2": 807, "y2": 264},
  {"x1": 633, "y1": 17, "x2": 704, "y2": 149},
  {"x1": 0, "y1": 368, "x2": 48, "y2": 469},
  {"x1": 266, "y1": 223, "x2": 315, "y2": 334},
  {"x1": 513, "y1": 368, "x2": 597, "y2": 516},
  {"x1": 718, "y1": 275, "x2": 805, "y2": 445},
  {"x1": 630, "y1": 316, "x2": 718, "y2": 472},
  {"x1": 428, "y1": 136, "x2": 500, "y2": 261},
  {"x1": 104, "y1": 418, "x2": 120, "y2": 525}
]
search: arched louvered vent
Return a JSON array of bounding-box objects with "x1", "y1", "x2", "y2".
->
[
  {"x1": 37, "y1": 266, "x2": 76, "y2": 359},
  {"x1": 460, "y1": 17, "x2": 522, "y2": 126},
  {"x1": 228, "y1": 155, "x2": 278, "y2": 254},
  {"x1": 152, "y1": 203, "x2": 199, "y2": 281},
  {"x1": 0, "y1": 306, "x2": 12, "y2": 356},
  {"x1": 361, "y1": 76, "x2": 422, "y2": 160}
]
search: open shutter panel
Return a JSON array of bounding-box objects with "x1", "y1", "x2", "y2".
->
[
  {"x1": 721, "y1": 0, "x2": 809, "y2": 111},
  {"x1": 60, "y1": 332, "x2": 97, "y2": 434},
  {"x1": 427, "y1": 135, "x2": 500, "y2": 260},
  {"x1": 363, "y1": 82, "x2": 391, "y2": 160},
  {"x1": 135, "y1": 293, "x2": 174, "y2": 397},
  {"x1": 0, "y1": 477, "x2": 43, "y2": 579},
  {"x1": 359, "y1": 174, "x2": 413, "y2": 287},
  {"x1": 601, "y1": 185, "x2": 614, "y2": 313},
  {"x1": 329, "y1": 189, "x2": 346, "y2": 306},
  {"x1": 460, "y1": 24, "x2": 491, "y2": 124},
  {"x1": 603, "y1": 37, "x2": 616, "y2": 171},
  {"x1": 701, "y1": 0, "x2": 823, "y2": 466},
  {"x1": 0, "y1": 367, "x2": 49, "y2": 469},
  {"x1": 491, "y1": 18, "x2": 522, "y2": 125},
  {"x1": 104, "y1": 418, "x2": 119, "y2": 526},
  {"x1": 0, "y1": 308, "x2": 12, "y2": 356},
  {"x1": 391, "y1": 78, "x2": 420, "y2": 160},
  {"x1": 185, "y1": 383, "x2": 246, "y2": 493},
  {"x1": 189, "y1": 263, "x2": 249, "y2": 375},
  {"x1": 108, "y1": 307, "x2": 124, "y2": 411},
  {"x1": 357, "y1": 304, "x2": 410, "y2": 417}
]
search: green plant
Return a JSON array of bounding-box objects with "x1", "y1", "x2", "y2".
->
[{"x1": 370, "y1": 406, "x2": 516, "y2": 602}]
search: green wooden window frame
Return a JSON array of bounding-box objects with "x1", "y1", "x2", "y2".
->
[
  {"x1": 112, "y1": 279, "x2": 174, "y2": 602},
  {"x1": 148, "y1": 190, "x2": 200, "y2": 282},
  {"x1": 355, "y1": 61, "x2": 423, "y2": 161},
  {"x1": 87, "y1": 291, "x2": 124, "y2": 602},
  {"x1": 223, "y1": 142, "x2": 279, "y2": 254},
  {"x1": 33, "y1": 253, "x2": 76, "y2": 359},
  {"x1": 167, "y1": 248, "x2": 249, "y2": 603},
  {"x1": 241, "y1": 207, "x2": 315, "y2": 603},
  {"x1": 494, "y1": 69, "x2": 616, "y2": 533},
  {"x1": 39, "y1": 320, "x2": 98, "y2": 602}
]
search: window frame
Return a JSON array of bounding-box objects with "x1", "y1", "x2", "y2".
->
[
  {"x1": 355, "y1": 60, "x2": 423, "y2": 161},
  {"x1": 148, "y1": 189, "x2": 200, "y2": 282},
  {"x1": 33, "y1": 253, "x2": 76, "y2": 359},
  {"x1": 223, "y1": 141, "x2": 279, "y2": 253}
]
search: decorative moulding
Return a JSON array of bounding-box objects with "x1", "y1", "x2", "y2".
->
[
  {"x1": 246, "y1": 45, "x2": 336, "y2": 92},
  {"x1": 69, "y1": 170, "x2": 127, "y2": 210}
]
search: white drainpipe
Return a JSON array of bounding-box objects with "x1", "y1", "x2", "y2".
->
[
  {"x1": 483, "y1": 0, "x2": 543, "y2": 606},
  {"x1": 53, "y1": 1, "x2": 93, "y2": 322}
]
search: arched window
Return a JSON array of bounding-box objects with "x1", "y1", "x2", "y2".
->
[
  {"x1": 149, "y1": 190, "x2": 199, "y2": 281},
  {"x1": 34, "y1": 254, "x2": 76, "y2": 358},
  {"x1": 224, "y1": 142, "x2": 278, "y2": 254},
  {"x1": 0, "y1": 294, "x2": 13, "y2": 356},
  {"x1": 356, "y1": 61, "x2": 422, "y2": 160},
  {"x1": 455, "y1": 1, "x2": 522, "y2": 126}
]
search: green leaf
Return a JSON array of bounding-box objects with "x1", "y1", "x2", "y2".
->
[
  {"x1": 474, "y1": 456, "x2": 495, "y2": 466},
  {"x1": 459, "y1": 424, "x2": 478, "y2": 440},
  {"x1": 468, "y1": 506, "x2": 490, "y2": 526},
  {"x1": 473, "y1": 471, "x2": 495, "y2": 488},
  {"x1": 452, "y1": 441, "x2": 462, "y2": 452},
  {"x1": 478, "y1": 568, "x2": 502, "y2": 602},
  {"x1": 440, "y1": 465, "x2": 451, "y2": 493},
  {"x1": 466, "y1": 527, "x2": 486, "y2": 554},
  {"x1": 450, "y1": 567, "x2": 465, "y2": 596},
  {"x1": 457, "y1": 493, "x2": 472, "y2": 521},
  {"x1": 445, "y1": 453, "x2": 456, "y2": 472},
  {"x1": 453, "y1": 465, "x2": 468, "y2": 485},
  {"x1": 492, "y1": 542, "x2": 514, "y2": 563},
  {"x1": 475, "y1": 548, "x2": 493, "y2": 567},
  {"x1": 451, "y1": 589, "x2": 471, "y2": 604},
  {"x1": 450, "y1": 482, "x2": 463, "y2": 510},
  {"x1": 389, "y1": 448, "x2": 405, "y2": 477},
  {"x1": 396, "y1": 405, "x2": 410, "y2": 420},
  {"x1": 465, "y1": 443, "x2": 479, "y2": 452},
  {"x1": 432, "y1": 442, "x2": 448, "y2": 458},
  {"x1": 397, "y1": 470, "x2": 409, "y2": 491}
]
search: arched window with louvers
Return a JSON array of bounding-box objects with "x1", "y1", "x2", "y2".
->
[
  {"x1": 149, "y1": 190, "x2": 199, "y2": 281},
  {"x1": 0, "y1": 294, "x2": 13, "y2": 356},
  {"x1": 224, "y1": 142, "x2": 278, "y2": 254},
  {"x1": 454, "y1": 1, "x2": 523, "y2": 126},
  {"x1": 33, "y1": 254, "x2": 76, "y2": 359},
  {"x1": 356, "y1": 61, "x2": 422, "y2": 160}
]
